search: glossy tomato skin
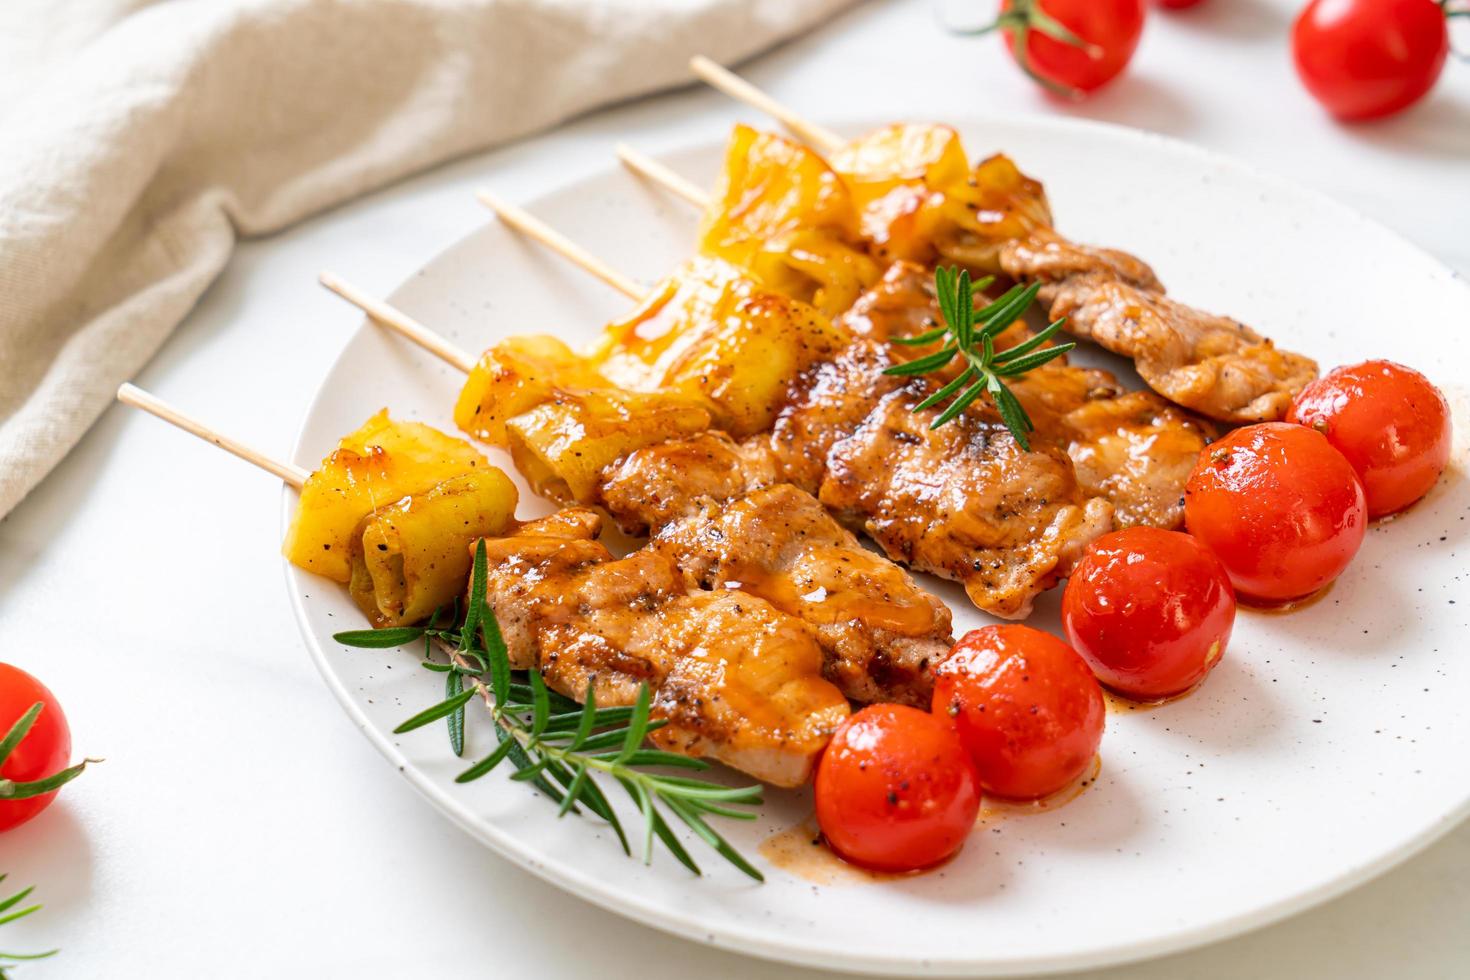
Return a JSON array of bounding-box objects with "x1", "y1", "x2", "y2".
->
[
  {"x1": 1184, "y1": 423, "x2": 1367, "y2": 604},
  {"x1": 933, "y1": 626, "x2": 1104, "y2": 801},
  {"x1": 1292, "y1": 0, "x2": 1449, "y2": 121},
  {"x1": 1062, "y1": 527, "x2": 1236, "y2": 700},
  {"x1": 1002, "y1": 0, "x2": 1146, "y2": 94},
  {"x1": 1287, "y1": 360, "x2": 1452, "y2": 518},
  {"x1": 0, "y1": 664, "x2": 72, "y2": 832},
  {"x1": 814, "y1": 704, "x2": 981, "y2": 873}
]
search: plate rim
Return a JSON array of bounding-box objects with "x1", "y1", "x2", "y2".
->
[{"x1": 283, "y1": 111, "x2": 1470, "y2": 977}]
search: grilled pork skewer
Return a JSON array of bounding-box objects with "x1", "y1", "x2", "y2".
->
[
  {"x1": 327, "y1": 207, "x2": 1110, "y2": 621},
  {"x1": 115, "y1": 385, "x2": 850, "y2": 787},
  {"x1": 637, "y1": 68, "x2": 1319, "y2": 422},
  {"x1": 319, "y1": 275, "x2": 955, "y2": 703}
]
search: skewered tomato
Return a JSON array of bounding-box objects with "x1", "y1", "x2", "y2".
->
[
  {"x1": 1184, "y1": 423, "x2": 1366, "y2": 604},
  {"x1": 0, "y1": 664, "x2": 83, "y2": 832},
  {"x1": 933, "y1": 626, "x2": 1104, "y2": 800},
  {"x1": 1287, "y1": 360, "x2": 1452, "y2": 518},
  {"x1": 1292, "y1": 0, "x2": 1450, "y2": 121},
  {"x1": 814, "y1": 704, "x2": 981, "y2": 872},
  {"x1": 1062, "y1": 528, "x2": 1235, "y2": 700},
  {"x1": 997, "y1": 0, "x2": 1146, "y2": 96}
]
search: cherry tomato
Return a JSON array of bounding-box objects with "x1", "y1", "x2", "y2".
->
[
  {"x1": 1184, "y1": 423, "x2": 1366, "y2": 604},
  {"x1": 999, "y1": 0, "x2": 1146, "y2": 96},
  {"x1": 933, "y1": 626, "x2": 1104, "y2": 800},
  {"x1": 1287, "y1": 360, "x2": 1452, "y2": 518},
  {"x1": 1292, "y1": 0, "x2": 1450, "y2": 121},
  {"x1": 1156, "y1": 0, "x2": 1206, "y2": 8},
  {"x1": 814, "y1": 704, "x2": 981, "y2": 872},
  {"x1": 1062, "y1": 527, "x2": 1236, "y2": 700},
  {"x1": 0, "y1": 664, "x2": 75, "y2": 832}
]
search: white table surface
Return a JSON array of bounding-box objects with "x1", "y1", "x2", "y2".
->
[{"x1": 3, "y1": 1, "x2": 1467, "y2": 975}]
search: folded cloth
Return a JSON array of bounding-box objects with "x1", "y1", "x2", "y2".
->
[{"x1": 0, "y1": 0, "x2": 855, "y2": 516}]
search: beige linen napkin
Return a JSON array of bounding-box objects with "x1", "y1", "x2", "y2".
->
[{"x1": 0, "y1": 0, "x2": 855, "y2": 517}]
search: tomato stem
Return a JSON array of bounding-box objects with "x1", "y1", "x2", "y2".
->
[{"x1": 950, "y1": 1, "x2": 1103, "y2": 99}]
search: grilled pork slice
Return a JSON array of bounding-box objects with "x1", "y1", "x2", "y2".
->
[
  {"x1": 477, "y1": 510, "x2": 849, "y2": 787},
  {"x1": 601, "y1": 338, "x2": 1112, "y2": 621},
  {"x1": 809, "y1": 353, "x2": 1113, "y2": 619},
  {"x1": 652, "y1": 485, "x2": 951, "y2": 707},
  {"x1": 836, "y1": 262, "x2": 1212, "y2": 531},
  {"x1": 1008, "y1": 366, "x2": 1215, "y2": 529},
  {"x1": 1035, "y1": 271, "x2": 1319, "y2": 423},
  {"x1": 600, "y1": 453, "x2": 951, "y2": 706}
]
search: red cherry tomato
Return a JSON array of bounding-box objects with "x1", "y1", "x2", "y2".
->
[
  {"x1": 1184, "y1": 423, "x2": 1367, "y2": 604},
  {"x1": 933, "y1": 626, "x2": 1104, "y2": 800},
  {"x1": 1156, "y1": 0, "x2": 1206, "y2": 8},
  {"x1": 1062, "y1": 527, "x2": 1236, "y2": 700},
  {"x1": 1287, "y1": 360, "x2": 1452, "y2": 518},
  {"x1": 1292, "y1": 0, "x2": 1450, "y2": 121},
  {"x1": 0, "y1": 664, "x2": 75, "y2": 832},
  {"x1": 814, "y1": 704, "x2": 981, "y2": 872},
  {"x1": 999, "y1": 0, "x2": 1147, "y2": 96}
]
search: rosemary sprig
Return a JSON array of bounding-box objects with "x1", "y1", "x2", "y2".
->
[
  {"x1": 0, "y1": 875, "x2": 59, "y2": 977},
  {"x1": 883, "y1": 265, "x2": 1072, "y2": 450},
  {"x1": 335, "y1": 540, "x2": 766, "y2": 881}
]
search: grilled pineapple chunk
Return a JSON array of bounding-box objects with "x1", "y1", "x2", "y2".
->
[
  {"x1": 453, "y1": 335, "x2": 605, "y2": 446},
  {"x1": 507, "y1": 390, "x2": 712, "y2": 504},
  {"x1": 347, "y1": 469, "x2": 518, "y2": 627},
  {"x1": 591, "y1": 256, "x2": 846, "y2": 436},
  {"x1": 829, "y1": 125, "x2": 1052, "y2": 270},
  {"x1": 698, "y1": 124, "x2": 878, "y2": 316}
]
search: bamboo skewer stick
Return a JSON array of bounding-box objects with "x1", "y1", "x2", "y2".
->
[
  {"x1": 615, "y1": 144, "x2": 711, "y2": 209},
  {"x1": 117, "y1": 383, "x2": 309, "y2": 488},
  {"x1": 318, "y1": 271, "x2": 477, "y2": 374},
  {"x1": 477, "y1": 189, "x2": 647, "y2": 302},
  {"x1": 688, "y1": 56, "x2": 843, "y2": 155}
]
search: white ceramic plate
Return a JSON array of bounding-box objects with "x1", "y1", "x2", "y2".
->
[{"x1": 284, "y1": 116, "x2": 1470, "y2": 977}]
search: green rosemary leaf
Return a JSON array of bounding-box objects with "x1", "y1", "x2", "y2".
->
[
  {"x1": 445, "y1": 671, "x2": 465, "y2": 758},
  {"x1": 882, "y1": 343, "x2": 959, "y2": 377},
  {"x1": 570, "y1": 684, "x2": 598, "y2": 750},
  {"x1": 333, "y1": 627, "x2": 426, "y2": 649},
  {"x1": 509, "y1": 758, "x2": 553, "y2": 783},
  {"x1": 993, "y1": 341, "x2": 1076, "y2": 377},
  {"x1": 419, "y1": 660, "x2": 452, "y2": 673},
  {"x1": 930, "y1": 378, "x2": 988, "y2": 429},
  {"x1": 956, "y1": 268, "x2": 975, "y2": 348},
  {"x1": 0, "y1": 705, "x2": 41, "y2": 766},
  {"x1": 0, "y1": 950, "x2": 58, "y2": 961},
  {"x1": 571, "y1": 727, "x2": 634, "y2": 753},
  {"x1": 653, "y1": 781, "x2": 765, "y2": 803},
  {"x1": 459, "y1": 539, "x2": 488, "y2": 652},
  {"x1": 650, "y1": 808, "x2": 701, "y2": 876},
  {"x1": 890, "y1": 324, "x2": 949, "y2": 347},
  {"x1": 683, "y1": 801, "x2": 760, "y2": 821},
  {"x1": 992, "y1": 381, "x2": 1034, "y2": 450},
  {"x1": 557, "y1": 764, "x2": 589, "y2": 818},
  {"x1": 913, "y1": 366, "x2": 976, "y2": 413},
  {"x1": 933, "y1": 265, "x2": 958, "y2": 334},
  {"x1": 454, "y1": 737, "x2": 515, "y2": 783},
  {"x1": 603, "y1": 749, "x2": 709, "y2": 770},
  {"x1": 0, "y1": 888, "x2": 34, "y2": 918},
  {"x1": 662, "y1": 796, "x2": 764, "y2": 882},
  {"x1": 0, "y1": 906, "x2": 42, "y2": 929},
  {"x1": 991, "y1": 316, "x2": 1068, "y2": 362},
  {"x1": 528, "y1": 669, "x2": 552, "y2": 738},
  {"x1": 976, "y1": 282, "x2": 1042, "y2": 338},
  {"x1": 393, "y1": 688, "x2": 477, "y2": 734},
  {"x1": 575, "y1": 774, "x2": 629, "y2": 854},
  {"x1": 617, "y1": 685, "x2": 653, "y2": 764},
  {"x1": 495, "y1": 725, "x2": 564, "y2": 801}
]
